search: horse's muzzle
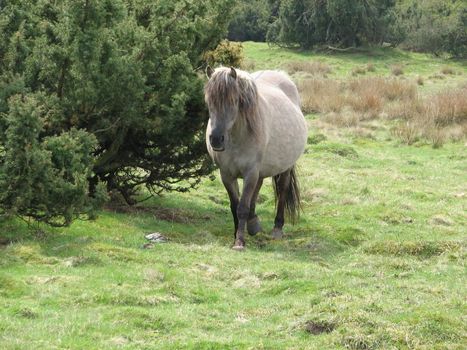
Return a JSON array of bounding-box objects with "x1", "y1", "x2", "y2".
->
[{"x1": 209, "y1": 135, "x2": 225, "y2": 152}]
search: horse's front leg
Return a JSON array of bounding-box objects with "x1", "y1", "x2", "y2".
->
[
  {"x1": 233, "y1": 169, "x2": 259, "y2": 250},
  {"x1": 221, "y1": 173, "x2": 240, "y2": 238},
  {"x1": 247, "y1": 178, "x2": 263, "y2": 236}
]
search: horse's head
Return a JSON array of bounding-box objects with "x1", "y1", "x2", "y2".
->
[{"x1": 204, "y1": 66, "x2": 258, "y2": 152}]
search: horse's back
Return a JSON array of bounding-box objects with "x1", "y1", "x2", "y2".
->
[{"x1": 251, "y1": 70, "x2": 301, "y2": 108}]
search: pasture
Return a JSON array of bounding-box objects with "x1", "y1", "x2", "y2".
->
[{"x1": 1, "y1": 42, "x2": 466, "y2": 349}]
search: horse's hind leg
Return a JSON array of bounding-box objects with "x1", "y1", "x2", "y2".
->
[
  {"x1": 272, "y1": 169, "x2": 291, "y2": 239},
  {"x1": 247, "y1": 178, "x2": 263, "y2": 236}
]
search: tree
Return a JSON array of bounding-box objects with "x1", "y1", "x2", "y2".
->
[
  {"x1": 0, "y1": 0, "x2": 234, "y2": 225},
  {"x1": 394, "y1": 0, "x2": 466, "y2": 58},
  {"x1": 267, "y1": 0, "x2": 397, "y2": 49},
  {"x1": 228, "y1": 0, "x2": 273, "y2": 42}
]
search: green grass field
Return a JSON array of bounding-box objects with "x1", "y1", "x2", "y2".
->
[{"x1": 1, "y1": 42, "x2": 466, "y2": 349}]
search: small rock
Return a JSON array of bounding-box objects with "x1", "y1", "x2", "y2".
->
[{"x1": 145, "y1": 232, "x2": 168, "y2": 243}]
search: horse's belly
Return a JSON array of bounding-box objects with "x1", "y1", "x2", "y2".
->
[{"x1": 260, "y1": 110, "x2": 307, "y2": 177}]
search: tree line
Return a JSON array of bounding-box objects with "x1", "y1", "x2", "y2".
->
[{"x1": 228, "y1": 0, "x2": 466, "y2": 58}]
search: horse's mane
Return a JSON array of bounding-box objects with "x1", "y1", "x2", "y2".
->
[{"x1": 204, "y1": 67, "x2": 261, "y2": 138}]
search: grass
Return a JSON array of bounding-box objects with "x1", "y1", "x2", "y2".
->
[
  {"x1": 1, "y1": 42, "x2": 467, "y2": 349},
  {"x1": 259, "y1": 40, "x2": 466, "y2": 147}
]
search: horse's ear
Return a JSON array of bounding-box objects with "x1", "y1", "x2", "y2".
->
[
  {"x1": 206, "y1": 66, "x2": 214, "y2": 79},
  {"x1": 230, "y1": 67, "x2": 237, "y2": 79}
]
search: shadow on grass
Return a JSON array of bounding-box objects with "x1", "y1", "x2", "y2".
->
[{"x1": 0, "y1": 195, "x2": 368, "y2": 269}]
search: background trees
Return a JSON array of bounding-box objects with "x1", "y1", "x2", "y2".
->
[
  {"x1": 229, "y1": 0, "x2": 466, "y2": 58},
  {"x1": 0, "y1": 0, "x2": 233, "y2": 224},
  {"x1": 266, "y1": 0, "x2": 398, "y2": 49},
  {"x1": 394, "y1": 0, "x2": 466, "y2": 57}
]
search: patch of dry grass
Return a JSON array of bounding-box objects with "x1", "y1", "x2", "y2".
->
[
  {"x1": 299, "y1": 78, "x2": 345, "y2": 113},
  {"x1": 299, "y1": 77, "x2": 415, "y2": 119},
  {"x1": 351, "y1": 66, "x2": 367, "y2": 76},
  {"x1": 364, "y1": 240, "x2": 463, "y2": 258},
  {"x1": 366, "y1": 63, "x2": 376, "y2": 72},
  {"x1": 285, "y1": 60, "x2": 331, "y2": 76},
  {"x1": 425, "y1": 88, "x2": 467, "y2": 126},
  {"x1": 298, "y1": 74, "x2": 467, "y2": 146},
  {"x1": 241, "y1": 59, "x2": 256, "y2": 72},
  {"x1": 441, "y1": 66, "x2": 455, "y2": 75},
  {"x1": 390, "y1": 121, "x2": 420, "y2": 145},
  {"x1": 322, "y1": 112, "x2": 361, "y2": 128},
  {"x1": 391, "y1": 64, "x2": 404, "y2": 76}
]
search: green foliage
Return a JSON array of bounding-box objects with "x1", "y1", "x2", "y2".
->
[
  {"x1": 203, "y1": 40, "x2": 244, "y2": 67},
  {"x1": 227, "y1": 0, "x2": 275, "y2": 42},
  {"x1": 261, "y1": 0, "x2": 464, "y2": 56},
  {"x1": 395, "y1": 0, "x2": 467, "y2": 58},
  {"x1": 0, "y1": 0, "x2": 234, "y2": 223},
  {"x1": 0, "y1": 95, "x2": 107, "y2": 226},
  {"x1": 267, "y1": 0, "x2": 397, "y2": 48}
]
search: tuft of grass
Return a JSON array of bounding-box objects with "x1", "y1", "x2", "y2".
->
[
  {"x1": 351, "y1": 66, "x2": 367, "y2": 76},
  {"x1": 284, "y1": 60, "x2": 331, "y2": 76},
  {"x1": 298, "y1": 78, "x2": 345, "y2": 114},
  {"x1": 416, "y1": 75, "x2": 424, "y2": 85},
  {"x1": 304, "y1": 319, "x2": 337, "y2": 335},
  {"x1": 390, "y1": 64, "x2": 404, "y2": 76},
  {"x1": 364, "y1": 240, "x2": 463, "y2": 258},
  {"x1": 0, "y1": 274, "x2": 27, "y2": 297},
  {"x1": 366, "y1": 62, "x2": 376, "y2": 72},
  {"x1": 241, "y1": 58, "x2": 256, "y2": 71},
  {"x1": 322, "y1": 112, "x2": 361, "y2": 128},
  {"x1": 441, "y1": 66, "x2": 455, "y2": 75},
  {"x1": 310, "y1": 142, "x2": 359, "y2": 158},
  {"x1": 390, "y1": 122, "x2": 420, "y2": 145},
  {"x1": 307, "y1": 133, "x2": 327, "y2": 144}
]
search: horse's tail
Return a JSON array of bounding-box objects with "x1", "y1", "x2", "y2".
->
[{"x1": 272, "y1": 166, "x2": 301, "y2": 224}]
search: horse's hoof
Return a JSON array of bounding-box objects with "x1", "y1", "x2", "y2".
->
[
  {"x1": 271, "y1": 228, "x2": 283, "y2": 240},
  {"x1": 247, "y1": 217, "x2": 262, "y2": 236},
  {"x1": 232, "y1": 244, "x2": 245, "y2": 251},
  {"x1": 232, "y1": 239, "x2": 245, "y2": 251}
]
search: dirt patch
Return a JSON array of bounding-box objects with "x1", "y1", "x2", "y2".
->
[{"x1": 305, "y1": 320, "x2": 336, "y2": 335}]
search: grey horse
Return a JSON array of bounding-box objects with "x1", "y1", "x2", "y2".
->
[{"x1": 205, "y1": 67, "x2": 307, "y2": 250}]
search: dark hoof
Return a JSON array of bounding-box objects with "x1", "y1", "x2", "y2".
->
[
  {"x1": 271, "y1": 228, "x2": 283, "y2": 240},
  {"x1": 247, "y1": 217, "x2": 262, "y2": 236}
]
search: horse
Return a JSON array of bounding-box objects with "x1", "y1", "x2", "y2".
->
[{"x1": 204, "y1": 66, "x2": 307, "y2": 250}]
